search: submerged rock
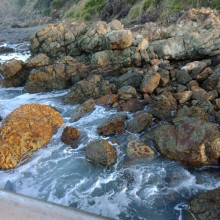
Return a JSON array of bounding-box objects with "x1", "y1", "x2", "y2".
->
[
  {"x1": 0, "y1": 104, "x2": 64, "y2": 170},
  {"x1": 188, "y1": 189, "x2": 220, "y2": 220},
  {"x1": 61, "y1": 126, "x2": 80, "y2": 147},
  {"x1": 85, "y1": 139, "x2": 117, "y2": 166},
  {"x1": 145, "y1": 117, "x2": 220, "y2": 167},
  {"x1": 70, "y1": 99, "x2": 95, "y2": 122}
]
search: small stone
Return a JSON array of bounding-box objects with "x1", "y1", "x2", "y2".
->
[
  {"x1": 176, "y1": 70, "x2": 192, "y2": 85},
  {"x1": 215, "y1": 98, "x2": 220, "y2": 110},
  {"x1": 177, "y1": 84, "x2": 187, "y2": 93},
  {"x1": 144, "y1": 94, "x2": 153, "y2": 104},
  {"x1": 96, "y1": 94, "x2": 118, "y2": 105},
  {"x1": 175, "y1": 91, "x2": 192, "y2": 104},
  {"x1": 158, "y1": 68, "x2": 170, "y2": 87},
  {"x1": 61, "y1": 126, "x2": 80, "y2": 147},
  {"x1": 118, "y1": 86, "x2": 137, "y2": 101},
  {"x1": 112, "y1": 102, "x2": 119, "y2": 108},
  {"x1": 117, "y1": 98, "x2": 145, "y2": 112},
  {"x1": 196, "y1": 67, "x2": 213, "y2": 83}
]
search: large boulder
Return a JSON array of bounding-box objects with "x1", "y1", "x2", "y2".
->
[
  {"x1": 0, "y1": 59, "x2": 29, "y2": 87},
  {"x1": 0, "y1": 104, "x2": 64, "y2": 170},
  {"x1": 61, "y1": 126, "x2": 80, "y2": 147},
  {"x1": 85, "y1": 139, "x2": 117, "y2": 166},
  {"x1": 188, "y1": 189, "x2": 220, "y2": 220},
  {"x1": 24, "y1": 56, "x2": 89, "y2": 93},
  {"x1": 144, "y1": 117, "x2": 220, "y2": 167}
]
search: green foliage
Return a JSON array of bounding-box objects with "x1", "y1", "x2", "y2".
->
[
  {"x1": 84, "y1": 0, "x2": 106, "y2": 13},
  {"x1": 33, "y1": 0, "x2": 40, "y2": 9},
  {"x1": 51, "y1": 0, "x2": 67, "y2": 9},
  {"x1": 43, "y1": 7, "x2": 51, "y2": 16},
  {"x1": 126, "y1": 0, "x2": 137, "y2": 5},
  {"x1": 129, "y1": 5, "x2": 140, "y2": 20},
  {"x1": 17, "y1": 0, "x2": 26, "y2": 8}
]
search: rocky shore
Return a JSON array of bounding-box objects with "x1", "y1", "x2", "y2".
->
[{"x1": 0, "y1": 7, "x2": 220, "y2": 219}]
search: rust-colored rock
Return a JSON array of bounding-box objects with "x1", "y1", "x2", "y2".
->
[
  {"x1": 96, "y1": 94, "x2": 118, "y2": 105},
  {"x1": 61, "y1": 126, "x2": 80, "y2": 147},
  {"x1": 0, "y1": 104, "x2": 64, "y2": 170},
  {"x1": 117, "y1": 98, "x2": 145, "y2": 112}
]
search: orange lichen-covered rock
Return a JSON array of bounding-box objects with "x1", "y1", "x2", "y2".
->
[{"x1": 0, "y1": 104, "x2": 64, "y2": 170}]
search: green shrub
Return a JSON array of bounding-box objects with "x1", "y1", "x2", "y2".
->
[
  {"x1": 126, "y1": 0, "x2": 137, "y2": 5},
  {"x1": 43, "y1": 7, "x2": 51, "y2": 16},
  {"x1": 129, "y1": 5, "x2": 140, "y2": 20},
  {"x1": 17, "y1": 0, "x2": 26, "y2": 8},
  {"x1": 51, "y1": 0, "x2": 66, "y2": 9},
  {"x1": 84, "y1": 12, "x2": 91, "y2": 21}
]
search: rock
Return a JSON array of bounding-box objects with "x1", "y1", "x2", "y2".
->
[
  {"x1": 149, "y1": 92, "x2": 177, "y2": 120},
  {"x1": 107, "y1": 30, "x2": 132, "y2": 49},
  {"x1": 0, "y1": 116, "x2": 2, "y2": 122},
  {"x1": 61, "y1": 126, "x2": 80, "y2": 147},
  {"x1": 70, "y1": 99, "x2": 95, "y2": 122},
  {"x1": 177, "y1": 84, "x2": 187, "y2": 93},
  {"x1": 175, "y1": 91, "x2": 192, "y2": 104},
  {"x1": 211, "y1": 56, "x2": 220, "y2": 67},
  {"x1": 188, "y1": 189, "x2": 220, "y2": 220},
  {"x1": 85, "y1": 139, "x2": 117, "y2": 166},
  {"x1": 64, "y1": 75, "x2": 116, "y2": 105},
  {"x1": 191, "y1": 100, "x2": 214, "y2": 114},
  {"x1": 214, "y1": 111, "x2": 220, "y2": 124},
  {"x1": 127, "y1": 113, "x2": 153, "y2": 134},
  {"x1": 191, "y1": 86, "x2": 212, "y2": 101},
  {"x1": 25, "y1": 57, "x2": 90, "y2": 93},
  {"x1": 113, "y1": 71, "x2": 143, "y2": 89},
  {"x1": 0, "y1": 104, "x2": 64, "y2": 170},
  {"x1": 96, "y1": 94, "x2": 118, "y2": 105},
  {"x1": 127, "y1": 141, "x2": 156, "y2": 159},
  {"x1": 187, "y1": 80, "x2": 199, "y2": 90},
  {"x1": 117, "y1": 98, "x2": 145, "y2": 112},
  {"x1": 97, "y1": 113, "x2": 128, "y2": 136},
  {"x1": 215, "y1": 98, "x2": 220, "y2": 110},
  {"x1": 143, "y1": 94, "x2": 153, "y2": 104},
  {"x1": 196, "y1": 67, "x2": 213, "y2": 83},
  {"x1": 174, "y1": 106, "x2": 210, "y2": 121},
  {"x1": 0, "y1": 59, "x2": 29, "y2": 87},
  {"x1": 176, "y1": 70, "x2": 192, "y2": 85},
  {"x1": 158, "y1": 68, "x2": 170, "y2": 87},
  {"x1": 147, "y1": 117, "x2": 220, "y2": 167},
  {"x1": 118, "y1": 86, "x2": 137, "y2": 101},
  {"x1": 25, "y1": 53, "x2": 50, "y2": 68},
  {"x1": 206, "y1": 68, "x2": 220, "y2": 91},
  {"x1": 140, "y1": 72, "x2": 161, "y2": 94}
]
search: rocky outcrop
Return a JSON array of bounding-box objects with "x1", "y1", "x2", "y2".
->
[
  {"x1": 85, "y1": 139, "x2": 117, "y2": 166},
  {"x1": 24, "y1": 56, "x2": 90, "y2": 93},
  {"x1": 97, "y1": 113, "x2": 128, "y2": 136},
  {"x1": 144, "y1": 117, "x2": 220, "y2": 167},
  {"x1": 188, "y1": 189, "x2": 220, "y2": 220},
  {"x1": 0, "y1": 104, "x2": 64, "y2": 170}
]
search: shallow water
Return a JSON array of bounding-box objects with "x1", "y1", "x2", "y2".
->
[{"x1": 0, "y1": 49, "x2": 219, "y2": 220}]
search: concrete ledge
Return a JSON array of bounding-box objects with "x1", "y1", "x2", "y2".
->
[{"x1": 0, "y1": 189, "x2": 111, "y2": 220}]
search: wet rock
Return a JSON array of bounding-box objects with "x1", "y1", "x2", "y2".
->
[
  {"x1": 70, "y1": 99, "x2": 95, "y2": 122},
  {"x1": 147, "y1": 117, "x2": 220, "y2": 167},
  {"x1": 140, "y1": 72, "x2": 161, "y2": 94},
  {"x1": 127, "y1": 113, "x2": 153, "y2": 134},
  {"x1": 25, "y1": 53, "x2": 50, "y2": 68},
  {"x1": 118, "y1": 86, "x2": 137, "y2": 101},
  {"x1": 127, "y1": 141, "x2": 156, "y2": 159},
  {"x1": 113, "y1": 71, "x2": 143, "y2": 89},
  {"x1": 174, "y1": 106, "x2": 210, "y2": 121},
  {"x1": 176, "y1": 70, "x2": 192, "y2": 85},
  {"x1": 0, "y1": 104, "x2": 64, "y2": 170},
  {"x1": 188, "y1": 189, "x2": 220, "y2": 220},
  {"x1": 85, "y1": 139, "x2": 117, "y2": 166},
  {"x1": 0, "y1": 46, "x2": 14, "y2": 54},
  {"x1": 64, "y1": 75, "x2": 116, "y2": 105},
  {"x1": 175, "y1": 91, "x2": 192, "y2": 104},
  {"x1": 97, "y1": 113, "x2": 128, "y2": 136},
  {"x1": 149, "y1": 92, "x2": 177, "y2": 120},
  {"x1": 61, "y1": 126, "x2": 80, "y2": 147},
  {"x1": 117, "y1": 98, "x2": 145, "y2": 112},
  {"x1": 0, "y1": 59, "x2": 29, "y2": 87},
  {"x1": 96, "y1": 94, "x2": 118, "y2": 105},
  {"x1": 25, "y1": 57, "x2": 90, "y2": 93}
]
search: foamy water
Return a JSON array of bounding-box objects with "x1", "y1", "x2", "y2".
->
[{"x1": 0, "y1": 48, "x2": 219, "y2": 220}]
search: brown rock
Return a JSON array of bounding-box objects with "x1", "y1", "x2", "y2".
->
[
  {"x1": 149, "y1": 92, "x2": 177, "y2": 120},
  {"x1": 97, "y1": 113, "x2": 128, "y2": 136},
  {"x1": 158, "y1": 69, "x2": 170, "y2": 87},
  {"x1": 188, "y1": 189, "x2": 220, "y2": 220},
  {"x1": 196, "y1": 67, "x2": 213, "y2": 83},
  {"x1": 0, "y1": 59, "x2": 23, "y2": 78},
  {"x1": 85, "y1": 139, "x2": 117, "y2": 166},
  {"x1": 127, "y1": 141, "x2": 156, "y2": 159},
  {"x1": 118, "y1": 86, "x2": 137, "y2": 101},
  {"x1": 61, "y1": 126, "x2": 80, "y2": 147},
  {"x1": 96, "y1": 94, "x2": 118, "y2": 105},
  {"x1": 177, "y1": 84, "x2": 187, "y2": 93},
  {"x1": 175, "y1": 91, "x2": 192, "y2": 104},
  {"x1": 191, "y1": 87, "x2": 212, "y2": 101},
  {"x1": 25, "y1": 53, "x2": 50, "y2": 68},
  {"x1": 187, "y1": 80, "x2": 199, "y2": 90},
  {"x1": 127, "y1": 113, "x2": 153, "y2": 134},
  {"x1": 143, "y1": 94, "x2": 153, "y2": 104},
  {"x1": 0, "y1": 104, "x2": 64, "y2": 170},
  {"x1": 140, "y1": 72, "x2": 161, "y2": 94},
  {"x1": 215, "y1": 98, "x2": 220, "y2": 110},
  {"x1": 117, "y1": 98, "x2": 145, "y2": 112}
]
